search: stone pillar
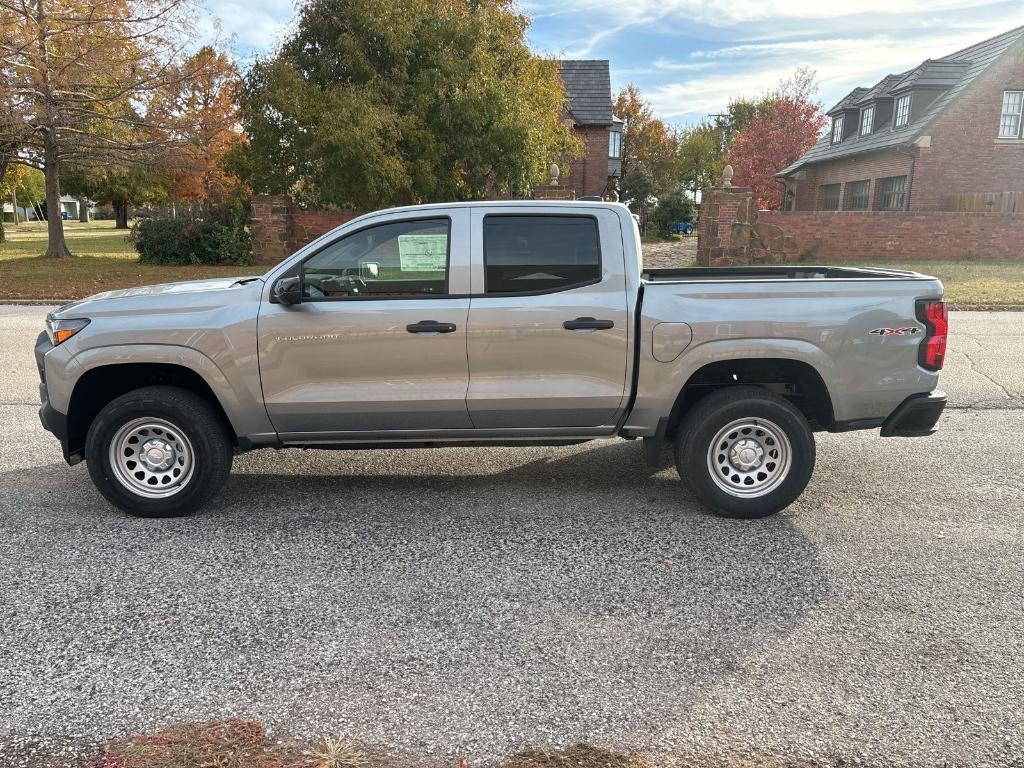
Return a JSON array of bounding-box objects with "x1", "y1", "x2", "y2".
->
[
  {"x1": 696, "y1": 186, "x2": 754, "y2": 266},
  {"x1": 533, "y1": 185, "x2": 575, "y2": 200},
  {"x1": 696, "y1": 185, "x2": 792, "y2": 266},
  {"x1": 250, "y1": 195, "x2": 293, "y2": 266}
]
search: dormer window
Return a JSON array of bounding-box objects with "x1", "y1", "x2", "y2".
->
[
  {"x1": 894, "y1": 95, "x2": 911, "y2": 128},
  {"x1": 999, "y1": 90, "x2": 1023, "y2": 138},
  {"x1": 831, "y1": 115, "x2": 845, "y2": 143},
  {"x1": 860, "y1": 105, "x2": 875, "y2": 135}
]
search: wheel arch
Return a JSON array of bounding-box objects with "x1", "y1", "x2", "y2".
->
[
  {"x1": 66, "y1": 362, "x2": 238, "y2": 461},
  {"x1": 665, "y1": 356, "x2": 835, "y2": 441}
]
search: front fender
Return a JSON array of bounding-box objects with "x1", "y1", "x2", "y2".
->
[{"x1": 48, "y1": 343, "x2": 275, "y2": 440}]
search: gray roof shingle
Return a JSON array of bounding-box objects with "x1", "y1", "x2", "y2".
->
[
  {"x1": 778, "y1": 25, "x2": 1024, "y2": 175},
  {"x1": 559, "y1": 60, "x2": 614, "y2": 126}
]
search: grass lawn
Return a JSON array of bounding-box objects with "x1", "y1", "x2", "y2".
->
[
  {"x1": 841, "y1": 259, "x2": 1024, "y2": 309},
  {"x1": 0, "y1": 220, "x2": 258, "y2": 301}
]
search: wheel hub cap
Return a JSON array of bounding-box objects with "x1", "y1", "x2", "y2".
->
[
  {"x1": 730, "y1": 438, "x2": 764, "y2": 471},
  {"x1": 707, "y1": 417, "x2": 793, "y2": 499},
  {"x1": 141, "y1": 440, "x2": 176, "y2": 470}
]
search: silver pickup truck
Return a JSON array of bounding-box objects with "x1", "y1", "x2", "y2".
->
[{"x1": 37, "y1": 201, "x2": 947, "y2": 519}]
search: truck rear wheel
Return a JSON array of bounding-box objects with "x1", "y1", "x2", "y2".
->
[
  {"x1": 84, "y1": 386, "x2": 233, "y2": 518},
  {"x1": 675, "y1": 385, "x2": 815, "y2": 519}
]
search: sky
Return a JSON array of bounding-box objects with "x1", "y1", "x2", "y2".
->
[{"x1": 201, "y1": 0, "x2": 1024, "y2": 128}]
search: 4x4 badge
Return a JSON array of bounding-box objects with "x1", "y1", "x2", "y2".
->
[{"x1": 869, "y1": 327, "x2": 920, "y2": 336}]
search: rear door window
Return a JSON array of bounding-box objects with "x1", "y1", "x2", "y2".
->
[{"x1": 482, "y1": 215, "x2": 601, "y2": 295}]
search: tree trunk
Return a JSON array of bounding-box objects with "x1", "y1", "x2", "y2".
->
[
  {"x1": 11, "y1": 188, "x2": 18, "y2": 226},
  {"x1": 114, "y1": 200, "x2": 129, "y2": 229},
  {"x1": 0, "y1": 157, "x2": 6, "y2": 243},
  {"x1": 43, "y1": 135, "x2": 71, "y2": 258},
  {"x1": 78, "y1": 197, "x2": 89, "y2": 223}
]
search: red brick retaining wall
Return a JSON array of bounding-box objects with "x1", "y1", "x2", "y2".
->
[
  {"x1": 760, "y1": 210, "x2": 1024, "y2": 261},
  {"x1": 251, "y1": 195, "x2": 361, "y2": 265}
]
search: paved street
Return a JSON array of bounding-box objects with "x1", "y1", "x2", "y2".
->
[{"x1": 0, "y1": 305, "x2": 1022, "y2": 767}]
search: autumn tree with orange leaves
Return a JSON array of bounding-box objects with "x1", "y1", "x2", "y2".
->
[
  {"x1": 151, "y1": 46, "x2": 244, "y2": 206},
  {"x1": 0, "y1": 0, "x2": 222, "y2": 257},
  {"x1": 726, "y1": 68, "x2": 827, "y2": 210}
]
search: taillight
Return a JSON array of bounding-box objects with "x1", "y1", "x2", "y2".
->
[{"x1": 916, "y1": 299, "x2": 948, "y2": 371}]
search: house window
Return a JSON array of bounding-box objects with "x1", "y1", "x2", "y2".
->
[
  {"x1": 846, "y1": 180, "x2": 870, "y2": 210},
  {"x1": 894, "y1": 95, "x2": 911, "y2": 128},
  {"x1": 860, "y1": 106, "x2": 875, "y2": 136},
  {"x1": 877, "y1": 176, "x2": 908, "y2": 210},
  {"x1": 998, "y1": 90, "x2": 1023, "y2": 138},
  {"x1": 820, "y1": 184, "x2": 841, "y2": 211},
  {"x1": 831, "y1": 116, "x2": 844, "y2": 143},
  {"x1": 608, "y1": 130, "x2": 622, "y2": 158}
]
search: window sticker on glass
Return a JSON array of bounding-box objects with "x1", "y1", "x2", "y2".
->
[{"x1": 398, "y1": 234, "x2": 447, "y2": 272}]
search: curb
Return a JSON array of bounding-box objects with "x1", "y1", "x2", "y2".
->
[{"x1": 0, "y1": 299, "x2": 71, "y2": 306}]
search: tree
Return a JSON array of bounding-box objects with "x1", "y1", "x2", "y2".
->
[
  {"x1": 613, "y1": 84, "x2": 678, "y2": 194},
  {"x1": 229, "y1": 0, "x2": 578, "y2": 209},
  {"x1": 64, "y1": 164, "x2": 169, "y2": 228},
  {"x1": 649, "y1": 189, "x2": 697, "y2": 238},
  {"x1": 150, "y1": 46, "x2": 244, "y2": 206},
  {"x1": 0, "y1": 0, "x2": 204, "y2": 257},
  {"x1": 1, "y1": 164, "x2": 45, "y2": 222},
  {"x1": 675, "y1": 122, "x2": 724, "y2": 200},
  {"x1": 726, "y1": 68, "x2": 827, "y2": 210},
  {"x1": 619, "y1": 165, "x2": 656, "y2": 221}
]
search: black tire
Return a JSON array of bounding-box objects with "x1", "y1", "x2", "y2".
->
[
  {"x1": 675, "y1": 385, "x2": 815, "y2": 519},
  {"x1": 85, "y1": 385, "x2": 233, "y2": 518}
]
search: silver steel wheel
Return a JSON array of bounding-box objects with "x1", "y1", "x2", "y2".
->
[
  {"x1": 108, "y1": 417, "x2": 195, "y2": 499},
  {"x1": 706, "y1": 417, "x2": 792, "y2": 499}
]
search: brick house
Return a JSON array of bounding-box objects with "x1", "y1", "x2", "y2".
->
[
  {"x1": 557, "y1": 60, "x2": 622, "y2": 199},
  {"x1": 777, "y1": 25, "x2": 1024, "y2": 213}
]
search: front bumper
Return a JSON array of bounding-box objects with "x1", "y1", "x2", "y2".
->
[
  {"x1": 35, "y1": 330, "x2": 77, "y2": 464},
  {"x1": 880, "y1": 390, "x2": 947, "y2": 437}
]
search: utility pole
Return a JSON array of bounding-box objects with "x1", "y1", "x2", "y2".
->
[{"x1": 10, "y1": 188, "x2": 18, "y2": 225}]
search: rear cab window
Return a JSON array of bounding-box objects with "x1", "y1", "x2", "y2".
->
[{"x1": 482, "y1": 215, "x2": 601, "y2": 295}]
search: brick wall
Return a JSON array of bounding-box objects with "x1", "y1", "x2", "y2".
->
[
  {"x1": 698, "y1": 185, "x2": 1024, "y2": 264},
  {"x1": 911, "y1": 42, "x2": 1024, "y2": 211},
  {"x1": 562, "y1": 124, "x2": 611, "y2": 198},
  {"x1": 251, "y1": 195, "x2": 361, "y2": 265},
  {"x1": 761, "y1": 210, "x2": 1024, "y2": 261}
]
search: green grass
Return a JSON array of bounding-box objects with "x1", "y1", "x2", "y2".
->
[
  {"x1": 840, "y1": 259, "x2": 1024, "y2": 309},
  {"x1": 1, "y1": 218, "x2": 139, "y2": 259},
  {"x1": 0, "y1": 220, "x2": 257, "y2": 300}
]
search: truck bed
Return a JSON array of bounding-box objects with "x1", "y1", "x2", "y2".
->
[{"x1": 642, "y1": 265, "x2": 934, "y2": 282}]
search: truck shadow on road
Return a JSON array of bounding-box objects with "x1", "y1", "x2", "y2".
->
[{"x1": 1, "y1": 439, "x2": 830, "y2": 756}]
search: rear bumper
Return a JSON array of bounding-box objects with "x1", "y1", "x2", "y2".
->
[{"x1": 880, "y1": 390, "x2": 946, "y2": 437}]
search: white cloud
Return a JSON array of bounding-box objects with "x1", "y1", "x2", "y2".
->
[
  {"x1": 199, "y1": 0, "x2": 294, "y2": 54},
  {"x1": 526, "y1": 0, "x2": 1004, "y2": 27},
  {"x1": 639, "y1": 17, "x2": 1022, "y2": 122}
]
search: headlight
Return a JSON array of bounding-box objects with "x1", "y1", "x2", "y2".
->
[{"x1": 46, "y1": 317, "x2": 90, "y2": 346}]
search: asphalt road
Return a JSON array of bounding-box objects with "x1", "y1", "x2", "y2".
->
[{"x1": 1, "y1": 306, "x2": 1022, "y2": 767}]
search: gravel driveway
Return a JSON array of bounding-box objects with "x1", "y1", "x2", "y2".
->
[{"x1": 1, "y1": 306, "x2": 1022, "y2": 767}]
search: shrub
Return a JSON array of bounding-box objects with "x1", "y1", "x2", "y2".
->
[
  {"x1": 649, "y1": 190, "x2": 697, "y2": 238},
  {"x1": 131, "y1": 208, "x2": 252, "y2": 267}
]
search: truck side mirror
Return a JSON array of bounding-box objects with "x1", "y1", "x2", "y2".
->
[{"x1": 272, "y1": 276, "x2": 302, "y2": 305}]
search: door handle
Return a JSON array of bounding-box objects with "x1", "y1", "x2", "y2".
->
[
  {"x1": 563, "y1": 317, "x2": 614, "y2": 331},
  {"x1": 406, "y1": 320, "x2": 457, "y2": 334}
]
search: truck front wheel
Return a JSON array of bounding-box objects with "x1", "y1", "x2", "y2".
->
[
  {"x1": 84, "y1": 385, "x2": 233, "y2": 517},
  {"x1": 675, "y1": 385, "x2": 815, "y2": 519}
]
